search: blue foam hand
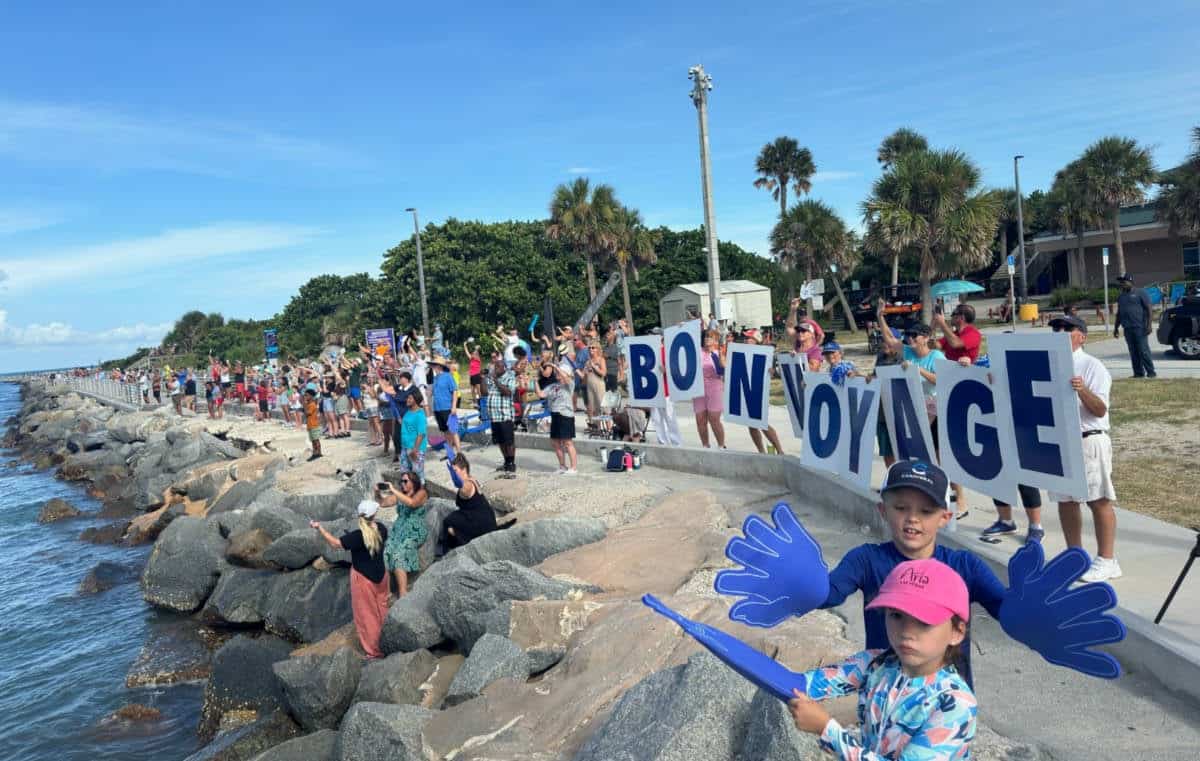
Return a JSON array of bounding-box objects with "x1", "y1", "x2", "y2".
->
[
  {"x1": 999, "y1": 542, "x2": 1127, "y2": 679},
  {"x1": 642, "y1": 594, "x2": 806, "y2": 702},
  {"x1": 447, "y1": 457, "x2": 463, "y2": 489},
  {"x1": 713, "y1": 503, "x2": 831, "y2": 628}
]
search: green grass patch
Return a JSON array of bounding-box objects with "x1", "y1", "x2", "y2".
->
[{"x1": 1109, "y1": 378, "x2": 1200, "y2": 426}]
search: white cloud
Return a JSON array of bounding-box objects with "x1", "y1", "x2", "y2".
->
[
  {"x1": 812, "y1": 170, "x2": 860, "y2": 182},
  {"x1": 0, "y1": 309, "x2": 171, "y2": 348},
  {"x1": 0, "y1": 207, "x2": 62, "y2": 236},
  {"x1": 566, "y1": 167, "x2": 597, "y2": 174},
  {"x1": 0, "y1": 222, "x2": 324, "y2": 291},
  {"x1": 0, "y1": 99, "x2": 366, "y2": 176}
]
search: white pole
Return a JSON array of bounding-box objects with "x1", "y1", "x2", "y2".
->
[
  {"x1": 689, "y1": 65, "x2": 722, "y2": 323},
  {"x1": 1102, "y1": 246, "x2": 1111, "y2": 333}
]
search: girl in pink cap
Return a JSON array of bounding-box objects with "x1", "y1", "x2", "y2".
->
[{"x1": 788, "y1": 557, "x2": 976, "y2": 760}]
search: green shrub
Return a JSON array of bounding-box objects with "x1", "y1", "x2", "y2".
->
[{"x1": 1049, "y1": 286, "x2": 1117, "y2": 307}]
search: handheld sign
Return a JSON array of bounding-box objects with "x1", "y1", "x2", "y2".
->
[
  {"x1": 723, "y1": 343, "x2": 774, "y2": 429},
  {"x1": 987, "y1": 332, "x2": 1087, "y2": 499},
  {"x1": 843, "y1": 377, "x2": 880, "y2": 489},
  {"x1": 663, "y1": 320, "x2": 704, "y2": 401},
  {"x1": 623, "y1": 335, "x2": 666, "y2": 408},
  {"x1": 800, "y1": 372, "x2": 844, "y2": 476},
  {"x1": 776, "y1": 352, "x2": 806, "y2": 438},
  {"x1": 875, "y1": 364, "x2": 936, "y2": 464},
  {"x1": 934, "y1": 360, "x2": 1020, "y2": 506}
]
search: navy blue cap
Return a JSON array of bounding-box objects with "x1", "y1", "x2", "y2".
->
[
  {"x1": 821, "y1": 341, "x2": 842, "y2": 353},
  {"x1": 881, "y1": 460, "x2": 949, "y2": 508}
]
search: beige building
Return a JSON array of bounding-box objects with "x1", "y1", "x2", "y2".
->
[{"x1": 1026, "y1": 204, "x2": 1199, "y2": 290}]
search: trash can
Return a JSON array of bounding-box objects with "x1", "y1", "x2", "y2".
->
[{"x1": 1018, "y1": 303, "x2": 1039, "y2": 323}]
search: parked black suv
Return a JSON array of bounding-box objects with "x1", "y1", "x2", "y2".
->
[{"x1": 1157, "y1": 286, "x2": 1200, "y2": 358}]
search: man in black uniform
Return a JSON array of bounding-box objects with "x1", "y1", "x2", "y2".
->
[{"x1": 1113, "y1": 273, "x2": 1156, "y2": 378}]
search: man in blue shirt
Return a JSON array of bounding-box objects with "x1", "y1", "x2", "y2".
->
[
  {"x1": 430, "y1": 358, "x2": 460, "y2": 456},
  {"x1": 820, "y1": 460, "x2": 1006, "y2": 687}
]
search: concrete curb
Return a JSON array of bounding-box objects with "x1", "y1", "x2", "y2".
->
[{"x1": 513, "y1": 429, "x2": 1200, "y2": 707}]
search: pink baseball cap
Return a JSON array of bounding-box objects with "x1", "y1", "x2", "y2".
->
[{"x1": 865, "y1": 558, "x2": 970, "y2": 624}]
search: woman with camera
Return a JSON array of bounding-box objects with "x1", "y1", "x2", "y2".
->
[{"x1": 379, "y1": 474, "x2": 429, "y2": 598}]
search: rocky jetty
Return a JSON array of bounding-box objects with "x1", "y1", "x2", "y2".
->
[{"x1": 10, "y1": 378, "x2": 1029, "y2": 760}]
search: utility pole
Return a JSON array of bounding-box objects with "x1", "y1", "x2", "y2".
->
[
  {"x1": 1013, "y1": 155, "x2": 1028, "y2": 299},
  {"x1": 689, "y1": 65, "x2": 722, "y2": 323},
  {"x1": 404, "y1": 207, "x2": 431, "y2": 340}
]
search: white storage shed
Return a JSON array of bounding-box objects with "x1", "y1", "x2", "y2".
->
[{"x1": 658, "y1": 280, "x2": 773, "y2": 329}]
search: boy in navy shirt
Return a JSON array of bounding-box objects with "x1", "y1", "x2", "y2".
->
[{"x1": 821, "y1": 460, "x2": 1006, "y2": 686}]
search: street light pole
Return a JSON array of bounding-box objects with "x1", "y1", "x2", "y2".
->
[
  {"x1": 1013, "y1": 155, "x2": 1028, "y2": 299},
  {"x1": 689, "y1": 64, "x2": 722, "y2": 323},
  {"x1": 404, "y1": 207, "x2": 431, "y2": 340}
]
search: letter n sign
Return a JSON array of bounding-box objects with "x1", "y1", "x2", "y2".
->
[{"x1": 723, "y1": 343, "x2": 774, "y2": 429}]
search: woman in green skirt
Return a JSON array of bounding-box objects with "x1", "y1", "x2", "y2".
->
[{"x1": 380, "y1": 472, "x2": 429, "y2": 598}]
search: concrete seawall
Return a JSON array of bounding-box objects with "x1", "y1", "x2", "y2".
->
[{"x1": 514, "y1": 429, "x2": 1200, "y2": 708}]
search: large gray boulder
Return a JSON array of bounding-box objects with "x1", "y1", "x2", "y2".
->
[
  {"x1": 199, "y1": 634, "x2": 295, "y2": 741},
  {"x1": 209, "y1": 479, "x2": 270, "y2": 515},
  {"x1": 37, "y1": 497, "x2": 82, "y2": 523},
  {"x1": 261, "y1": 520, "x2": 352, "y2": 570},
  {"x1": 449, "y1": 516, "x2": 606, "y2": 567},
  {"x1": 201, "y1": 431, "x2": 246, "y2": 460},
  {"x1": 263, "y1": 567, "x2": 353, "y2": 643},
  {"x1": 182, "y1": 468, "x2": 233, "y2": 503},
  {"x1": 65, "y1": 429, "x2": 110, "y2": 453},
  {"x1": 571, "y1": 652, "x2": 754, "y2": 761},
  {"x1": 418, "y1": 498, "x2": 456, "y2": 570},
  {"x1": 380, "y1": 554, "x2": 480, "y2": 654},
  {"x1": 443, "y1": 633, "x2": 529, "y2": 707},
  {"x1": 738, "y1": 688, "x2": 824, "y2": 761},
  {"x1": 246, "y1": 503, "x2": 309, "y2": 541},
  {"x1": 141, "y1": 516, "x2": 227, "y2": 612},
  {"x1": 273, "y1": 647, "x2": 363, "y2": 732},
  {"x1": 248, "y1": 729, "x2": 338, "y2": 761},
  {"x1": 353, "y1": 650, "x2": 438, "y2": 706},
  {"x1": 282, "y1": 465, "x2": 379, "y2": 522},
  {"x1": 431, "y1": 560, "x2": 578, "y2": 653},
  {"x1": 335, "y1": 703, "x2": 433, "y2": 761},
  {"x1": 226, "y1": 528, "x2": 276, "y2": 569},
  {"x1": 161, "y1": 436, "x2": 212, "y2": 474},
  {"x1": 185, "y1": 711, "x2": 301, "y2": 761},
  {"x1": 201, "y1": 568, "x2": 276, "y2": 625}
]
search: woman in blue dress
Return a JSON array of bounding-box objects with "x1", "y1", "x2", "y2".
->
[{"x1": 380, "y1": 472, "x2": 429, "y2": 598}]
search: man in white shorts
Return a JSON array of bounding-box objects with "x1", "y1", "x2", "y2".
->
[{"x1": 1048, "y1": 315, "x2": 1121, "y2": 582}]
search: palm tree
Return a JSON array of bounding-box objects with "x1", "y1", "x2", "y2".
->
[
  {"x1": 874, "y1": 128, "x2": 930, "y2": 284},
  {"x1": 546, "y1": 178, "x2": 621, "y2": 299},
  {"x1": 863, "y1": 149, "x2": 1002, "y2": 325},
  {"x1": 1157, "y1": 126, "x2": 1200, "y2": 236},
  {"x1": 1049, "y1": 160, "x2": 1103, "y2": 287},
  {"x1": 770, "y1": 199, "x2": 861, "y2": 332},
  {"x1": 611, "y1": 206, "x2": 658, "y2": 332},
  {"x1": 877, "y1": 127, "x2": 928, "y2": 171},
  {"x1": 753, "y1": 137, "x2": 817, "y2": 220},
  {"x1": 1079, "y1": 136, "x2": 1157, "y2": 277}
]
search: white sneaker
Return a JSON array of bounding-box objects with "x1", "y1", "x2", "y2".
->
[
  {"x1": 555, "y1": 467, "x2": 567, "y2": 474},
  {"x1": 1080, "y1": 557, "x2": 1122, "y2": 583},
  {"x1": 563, "y1": 468, "x2": 578, "y2": 476}
]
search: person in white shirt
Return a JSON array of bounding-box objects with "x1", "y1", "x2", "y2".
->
[{"x1": 1047, "y1": 315, "x2": 1121, "y2": 582}]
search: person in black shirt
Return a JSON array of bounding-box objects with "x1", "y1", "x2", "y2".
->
[
  {"x1": 439, "y1": 453, "x2": 498, "y2": 555},
  {"x1": 312, "y1": 500, "x2": 390, "y2": 658}
]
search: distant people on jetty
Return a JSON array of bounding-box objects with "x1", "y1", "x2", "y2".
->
[{"x1": 310, "y1": 500, "x2": 389, "y2": 659}]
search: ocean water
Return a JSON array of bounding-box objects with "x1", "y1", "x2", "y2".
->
[{"x1": 0, "y1": 383, "x2": 202, "y2": 760}]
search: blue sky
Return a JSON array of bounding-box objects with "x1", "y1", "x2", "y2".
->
[{"x1": 1, "y1": 1, "x2": 1197, "y2": 372}]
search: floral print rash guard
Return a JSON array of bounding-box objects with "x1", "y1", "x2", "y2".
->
[{"x1": 801, "y1": 649, "x2": 976, "y2": 760}]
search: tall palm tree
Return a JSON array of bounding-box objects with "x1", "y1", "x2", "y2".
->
[
  {"x1": 877, "y1": 127, "x2": 928, "y2": 171},
  {"x1": 546, "y1": 178, "x2": 621, "y2": 299},
  {"x1": 1157, "y1": 126, "x2": 1200, "y2": 237},
  {"x1": 770, "y1": 199, "x2": 860, "y2": 331},
  {"x1": 1079, "y1": 136, "x2": 1157, "y2": 277},
  {"x1": 863, "y1": 149, "x2": 1002, "y2": 325},
  {"x1": 874, "y1": 128, "x2": 929, "y2": 284},
  {"x1": 1049, "y1": 160, "x2": 1103, "y2": 287},
  {"x1": 611, "y1": 206, "x2": 658, "y2": 332},
  {"x1": 753, "y1": 137, "x2": 817, "y2": 220}
]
